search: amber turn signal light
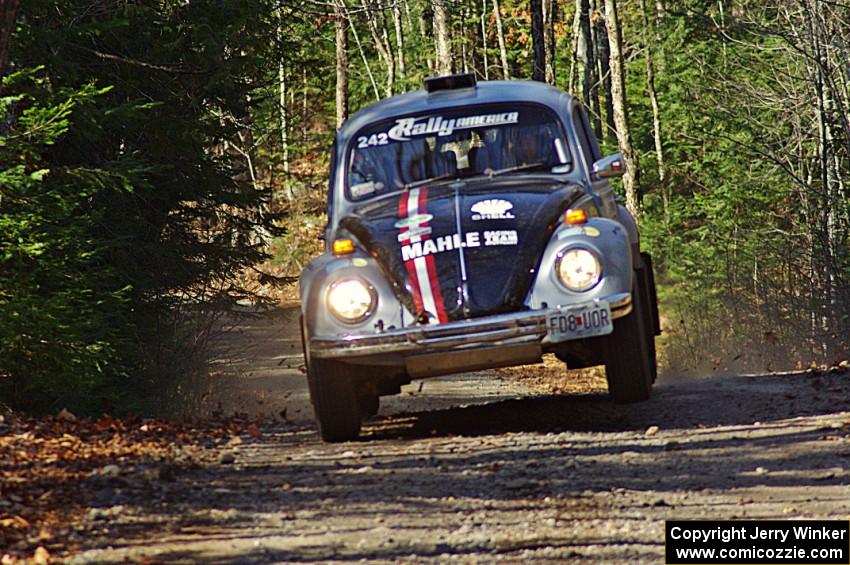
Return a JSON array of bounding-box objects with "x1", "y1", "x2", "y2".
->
[
  {"x1": 564, "y1": 209, "x2": 588, "y2": 225},
  {"x1": 332, "y1": 239, "x2": 356, "y2": 256}
]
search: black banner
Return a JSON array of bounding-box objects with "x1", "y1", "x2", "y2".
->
[{"x1": 666, "y1": 520, "x2": 849, "y2": 564}]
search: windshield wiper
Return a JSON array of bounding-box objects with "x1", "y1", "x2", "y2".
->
[
  {"x1": 401, "y1": 172, "x2": 458, "y2": 191},
  {"x1": 400, "y1": 163, "x2": 551, "y2": 190},
  {"x1": 486, "y1": 161, "x2": 552, "y2": 177}
]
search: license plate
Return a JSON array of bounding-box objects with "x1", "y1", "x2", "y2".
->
[{"x1": 546, "y1": 301, "x2": 613, "y2": 343}]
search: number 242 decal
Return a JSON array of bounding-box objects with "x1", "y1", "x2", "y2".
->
[{"x1": 357, "y1": 133, "x2": 389, "y2": 148}]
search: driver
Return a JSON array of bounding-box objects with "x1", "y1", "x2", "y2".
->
[{"x1": 515, "y1": 134, "x2": 539, "y2": 165}]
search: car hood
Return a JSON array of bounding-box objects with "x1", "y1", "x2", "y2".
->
[{"x1": 340, "y1": 178, "x2": 584, "y2": 323}]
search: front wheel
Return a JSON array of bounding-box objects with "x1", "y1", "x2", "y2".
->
[
  {"x1": 637, "y1": 253, "x2": 659, "y2": 383},
  {"x1": 602, "y1": 278, "x2": 654, "y2": 403},
  {"x1": 306, "y1": 356, "x2": 363, "y2": 441},
  {"x1": 302, "y1": 317, "x2": 362, "y2": 442}
]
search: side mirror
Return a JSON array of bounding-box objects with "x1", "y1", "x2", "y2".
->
[{"x1": 592, "y1": 153, "x2": 626, "y2": 179}]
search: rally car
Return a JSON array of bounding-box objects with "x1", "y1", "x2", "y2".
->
[{"x1": 300, "y1": 74, "x2": 660, "y2": 441}]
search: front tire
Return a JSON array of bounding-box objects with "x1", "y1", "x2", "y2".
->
[
  {"x1": 301, "y1": 317, "x2": 362, "y2": 442},
  {"x1": 602, "y1": 278, "x2": 654, "y2": 403},
  {"x1": 307, "y1": 356, "x2": 363, "y2": 441},
  {"x1": 636, "y1": 253, "x2": 659, "y2": 383}
]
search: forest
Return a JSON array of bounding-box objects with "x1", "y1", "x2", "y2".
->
[{"x1": 0, "y1": 0, "x2": 848, "y2": 415}]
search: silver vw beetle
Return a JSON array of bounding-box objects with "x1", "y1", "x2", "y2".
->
[{"x1": 300, "y1": 74, "x2": 660, "y2": 441}]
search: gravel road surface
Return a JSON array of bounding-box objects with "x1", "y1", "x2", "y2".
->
[{"x1": 71, "y1": 306, "x2": 850, "y2": 564}]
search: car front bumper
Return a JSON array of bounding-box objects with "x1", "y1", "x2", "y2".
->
[{"x1": 309, "y1": 292, "x2": 632, "y2": 363}]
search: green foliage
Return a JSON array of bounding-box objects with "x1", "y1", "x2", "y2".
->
[
  {"x1": 0, "y1": 70, "x2": 133, "y2": 412},
  {"x1": 637, "y1": 4, "x2": 850, "y2": 370},
  {"x1": 1, "y1": 1, "x2": 282, "y2": 415}
]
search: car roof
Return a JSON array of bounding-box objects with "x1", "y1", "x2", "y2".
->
[{"x1": 337, "y1": 80, "x2": 575, "y2": 143}]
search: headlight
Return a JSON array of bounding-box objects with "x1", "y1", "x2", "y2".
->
[
  {"x1": 556, "y1": 247, "x2": 601, "y2": 291},
  {"x1": 326, "y1": 279, "x2": 376, "y2": 323}
]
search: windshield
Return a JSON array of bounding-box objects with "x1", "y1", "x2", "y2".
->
[{"x1": 347, "y1": 104, "x2": 571, "y2": 200}]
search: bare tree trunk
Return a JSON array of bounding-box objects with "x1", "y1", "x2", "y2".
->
[
  {"x1": 0, "y1": 0, "x2": 19, "y2": 85},
  {"x1": 419, "y1": 10, "x2": 434, "y2": 72},
  {"x1": 403, "y1": 0, "x2": 414, "y2": 31},
  {"x1": 480, "y1": 0, "x2": 490, "y2": 79},
  {"x1": 530, "y1": 0, "x2": 546, "y2": 81},
  {"x1": 275, "y1": 10, "x2": 294, "y2": 201},
  {"x1": 279, "y1": 65, "x2": 291, "y2": 174},
  {"x1": 596, "y1": 4, "x2": 615, "y2": 141},
  {"x1": 433, "y1": 0, "x2": 452, "y2": 75},
  {"x1": 569, "y1": 2, "x2": 583, "y2": 93},
  {"x1": 492, "y1": 0, "x2": 510, "y2": 79},
  {"x1": 362, "y1": 0, "x2": 395, "y2": 95},
  {"x1": 277, "y1": 11, "x2": 291, "y2": 181},
  {"x1": 543, "y1": 0, "x2": 556, "y2": 84},
  {"x1": 807, "y1": 0, "x2": 840, "y2": 333},
  {"x1": 335, "y1": 0, "x2": 350, "y2": 127},
  {"x1": 465, "y1": 0, "x2": 474, "y2": 74},
  {"x1": 378, "y1": 4, "x2": 396, "y2": 91},
  {"x1": 460, "y1": 0, "x2": 469, "y2": 73},
  {"x1": 639, "y1": 0, "x2": 665, "y2": 193},
  {"x1": 232, "y1": 109, "x2": 259, "y2": 193},
  {"x1": 392, "y1": 0, "x2": 405, "y2": 79},
  {"x1": 604, "y1": 0, "x2": 641, "y2": 217},
  {"x1": 302, "y1": 68, "x2": 308, "y2": 142},
  {"x1": 581, "y1": 0, "x2": 602, "y2": 140},
  {"x1": 343, "y1": 1, "x2": 381, "y2": 100}
]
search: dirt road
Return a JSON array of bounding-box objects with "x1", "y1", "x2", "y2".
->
[{"x1": 70, "y1": 306, "x2": 850, "y2": 563}]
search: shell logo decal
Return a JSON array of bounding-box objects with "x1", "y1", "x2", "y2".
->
[{"x1": 470, "y1": 199, "x2": 515, "y2": 221}]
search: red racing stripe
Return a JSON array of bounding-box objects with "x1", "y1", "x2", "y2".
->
[
  {"x1": 398, "y1": 192, "x2": 424, "y2": 312},
  {"x1": 417, "y1": 188, "x2": 448, "y2": 323}
]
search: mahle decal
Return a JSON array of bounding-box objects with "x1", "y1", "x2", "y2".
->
[{"x1": 401, "y1": 230, "x2": 518, "y2": 261}]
